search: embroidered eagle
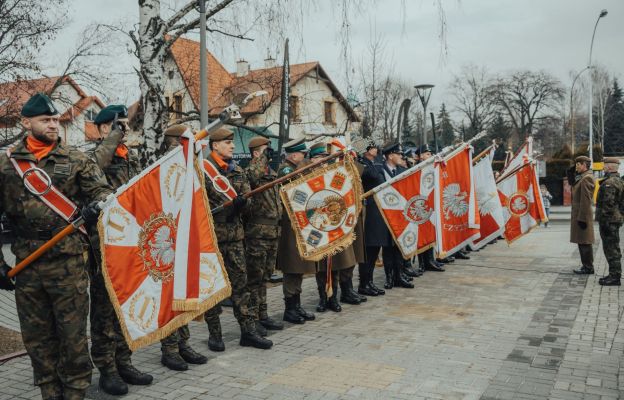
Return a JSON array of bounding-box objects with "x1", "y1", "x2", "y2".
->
[
  {"x1": 511, "y1": 196, "x2": 527, "y2": 214},
  {"x1": 443, "y1": 183, "x2": 469, "y2": 219},
  {"x1": 149, "y1": 225, "x2": 175, "y2": 268},
  {"x1": 477, "y1": 190, "x2": 498, "y2": 216}
]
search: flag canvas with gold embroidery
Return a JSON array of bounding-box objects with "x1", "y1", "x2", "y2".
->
[{"x1": 280, "y1": 155, "x2": 363, "y2": 261}]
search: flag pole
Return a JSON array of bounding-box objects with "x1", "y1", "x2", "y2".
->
[{"x1": 472, "y1": 145, "x2": 494, "y2": 165}]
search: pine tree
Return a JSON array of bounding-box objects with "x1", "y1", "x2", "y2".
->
[
  {"x1": 604, "y1": 79, "x2": 624, "y2": 155},
  {"x1": 437, "y1": 103, "x2": 455, "y2": 147}
]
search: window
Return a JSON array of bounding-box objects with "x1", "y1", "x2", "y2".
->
[
  {"x1": 173, "y1": 95, "x2": 183, "y2": 118},
  {"x1": 289, "y1": 95, "x2": 299, "y2": 122},
  {"x1": 324, "y1": 101, "x2": 335, "y2": 125},
  {"x1": 84, "y1": 109, "x2": 97, "y2": 121}
]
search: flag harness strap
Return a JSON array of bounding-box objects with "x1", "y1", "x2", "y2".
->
[{"x1": 202, "y1": 159, "x2": 237, "y2": 201}]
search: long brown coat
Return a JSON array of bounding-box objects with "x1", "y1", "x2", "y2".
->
[{"x1": 570, "y1": 170, "x2": 595, "y2": 244}]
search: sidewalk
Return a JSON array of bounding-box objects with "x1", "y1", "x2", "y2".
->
[{"x1": 1, "y1": 221, "x2": 623, "y2": 400}]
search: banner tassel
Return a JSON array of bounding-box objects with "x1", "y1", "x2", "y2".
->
[{"x1": 326, "y1": 256, "x2": 333, "y2": 298}]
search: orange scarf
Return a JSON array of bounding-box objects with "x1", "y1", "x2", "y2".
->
[
  {"x1": 26, "y1": 135, "x2": 56, "y2": 161},
  {"x1": 210, "y1": 151, "x2": 228, "y2": 171},
  {"x1": 115, "y1": 144, "x2": 128, "y2": 159}
]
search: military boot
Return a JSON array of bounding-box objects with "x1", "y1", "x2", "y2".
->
[
  {"x1": 255, "y1": 320, "x2": 268, "y2": 337},
  {"x1": 99, "y1": 371, "x2": 129, "y2": 395},
  {"x1": 283, "y1": 296, "x2": 305, "y2": 324},
  {"x1": 179, "y1": 342, "x2": 208, "y2": 364},
  {"x1": 599, "y1": 274, "x2": 621, "y2": 286},
  {"x1": 358, "y1": 269, "x2": 378, "y2": 296},
  {"x1": 384, "y1": 263, "x2": 394, "y2": 289},
  {"x1": 573, "y1": 266, "x2": 594, "y2": 274},
  {"x1": 259, "y1": 316, "x2": 284, "y2": 330},
  {"x1": 339, "y1": 281, "x2": 361, "y2": 305},
  {"x1": 316, "y1": 287, "x2": 327, "y2": 312},
  {"x1": 350, "y1": 280, "x2": 367, "y2": 302},
  {"x1": 394, "y1": 264, "x2": 414, "y2": 288},
  {"x1": 117, "y1": 363, "x2": 153, "y2": 385},
  {"x1": 327, "y1": 294, "x2": 342, "y2": 312},
  {"x1": 240, "y1": 322, "x2": 273, "y2": 349},
  {"x1": 454, "y1": 250, "x2": 470, "y2": 260},
  {"x1": 161, "y1": 351, "x2": 188, "y2": 371},
  {"x1": 294, "y1": 293, "x2": 315, "y2": 320},
  {"x1": 207, "y1": 317, "x2": 225, "y2": 352}
]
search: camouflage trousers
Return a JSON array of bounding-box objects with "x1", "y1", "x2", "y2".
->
[
  {"x1": 283, "y1": 273, "x2": 303, "y2": 298},
  {"x1": 600, "y1": 223, "x2": 622, "y2": 276},
  {"x1": 204, "y1": 240, "x2": 254, "y2": 331},
  {"x1": 161, "y1": 325, "x2": 190, "y2": 354},
  {"x1": 89, "y1": 269, "x2": 132, "y2": 373},
  {"x1": 245, "y1": 236, "x2": 278, "y2": 320},
  {"x1": 15, "y1": 254, "x2": 92, "y2": 400}
]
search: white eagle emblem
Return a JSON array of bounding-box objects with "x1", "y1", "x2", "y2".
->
[
  {"x1": 511, "y1": 196, "x2": 527, "y2": 214},
  {"x1": 443, "y1": 183, "x2": 469, "y2": 219},
  {"x1": 477, "y1": 190, "x2": 498, "y2": 216},
  {"x1": 149, "y1": 225, "x2": 175, "y2": 268}
]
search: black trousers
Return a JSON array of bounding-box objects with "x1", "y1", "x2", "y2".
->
[{"x1": 578, "y1": 244, "x2": 594, "y2": 269}]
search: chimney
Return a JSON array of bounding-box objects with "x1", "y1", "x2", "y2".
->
[
  {"x1": 236, "y1": 60, "x2": 249, "y2": 77},
  {"x1": 264, "y1": 57, "x2": 276, "y2": 69}
]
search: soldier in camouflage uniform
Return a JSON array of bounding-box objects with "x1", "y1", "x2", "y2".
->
[
  {"x1": 597, "y1": 158, "x2": 624, "y2": 286},
  {"x1": 202, "y1": 128, "x2": 273, "y2": 349},
  {"x1": 244, "y1": 136, "x2": 284, "y2": 333},
  {"x1": 0, "y1": 94, "x2": 112, "y2": 400},
  {"x1": 158, "y1": 125, "x2": 210, "y2": 371},
  {"x1": 87, "y1": 105, "x2": 152, "y2": 395}
]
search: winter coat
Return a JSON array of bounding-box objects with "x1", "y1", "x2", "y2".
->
[{"x1": 570, "y1": 170, "x2": 595, "y2": 244}]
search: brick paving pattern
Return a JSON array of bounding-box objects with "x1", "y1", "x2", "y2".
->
[{"x1": 1, "y1": 220, "x2": 624, "y2": 399}]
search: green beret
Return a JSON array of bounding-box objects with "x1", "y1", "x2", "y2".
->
[
  {"x1": 94, "y1": 104, "x2": 128, "y2": 125},
  {"x1": 575, "y1": 156, "x2": 591, "y2": 163},
  {"x1": 604, "y1": 157, "x2": 620, "y2": 165},
  {"x1": 248, "y1": 136, "x2": 270, "y2": 149},
  {"x1": 210, "y1": 128, "x2": 234, "y2": 142},
  {"x1": 284, "y1": 138, "x2": 307, "y2": 153},
  {"x1": 21, "y1": 93, "x2": 59, "y2": 117},
  {"x1": 309, "y1": 142, "x2": 328, "y2": 158}
]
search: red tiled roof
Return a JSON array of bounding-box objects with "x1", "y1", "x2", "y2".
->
[
  {"x1": 84, "y1": 121, "x2": 100, "y2": 141},
  {"x1": 60, "y1": 96, "x2": 105, "y2": 122}
]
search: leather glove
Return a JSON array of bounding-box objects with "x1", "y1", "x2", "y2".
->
[
  {"x1": 232, "y1": 195, "x2": 247, "y2": 212},
  {"x1": 577, "y1": 221, "x2": 587, "y2": 230},
  {"x1": 0, "y1": 264, "x2": 15, "y2": 291},
  {"x1": 81, "y1": 201, "x2": 101, "y2": 225}
]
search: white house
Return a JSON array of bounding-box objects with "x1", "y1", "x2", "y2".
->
[
  {"x1": 0, "y1": 75, "x2": 105, "y2": 149},
  {"x1": 163, "y1": 37, "x2": 360, "y2": 142}
]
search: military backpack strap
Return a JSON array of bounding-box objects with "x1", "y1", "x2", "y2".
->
[
  {"x1": 7, "y1": 149, "x2": 87, "y2": 235},
  {"x1": 202, "y1": 158, "x2": 237, "y2": 201}
]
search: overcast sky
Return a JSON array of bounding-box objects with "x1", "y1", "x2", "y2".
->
[{"x1": 45, "y1": 0, "x2": 623, "y2": 117}]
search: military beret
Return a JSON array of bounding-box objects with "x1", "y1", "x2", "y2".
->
[
  {"x1": 382, "y1": 141, "x2": 403, "y2": 155},
  {"x1": 309, "y1": 142, "x2": 329, "y2": 158},
  {"x1": 366, "y1": 141, "x2": 378, "y2": 151},
  {"x1": 21, "y1": 93, "x2": 59, "y2": 117},
  {"x1": 209, "y1": 128, "x2": 234, "y2": 142},
  {"x1": 284, "y1": 137, "x2": 308, "y2": 153},
  {"x1": 94, "y1": 104, "x2": 128, "y2": 125},
  {"x1": 164, "y1": 124, "x2": 189, "y2": 137},
  {"x1": 248, "y1": 136, "x2": 270, "y2": 149},
  {"x1": 575, "y1": 155, "x2": 591, "y2": 163},
  {"x1": 604, "y1": 157, "x2": 620, "y2": 165},
  {"x1": 419, "y1": 143, "x2": 434, "y2": 155}
]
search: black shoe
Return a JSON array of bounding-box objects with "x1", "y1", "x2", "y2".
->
[
  {"x1": 255, "y1": 321, "x2": 268, "y2": 337},
  {"x1": 425, "y1": 261, "x2": 445, "y2": 272},
  {"x1": 327, "y1": 296, "x2": 342, "y2": 312},
  {"x1": 340, "y1": 283, "x2": 361, "y2": 305},
  {"x1": 402, "y1": 272, "x2": 414, "y2": 282},
  {"x1": 394, "y1": 269, "x2": 415, "y2": 288},
  {"x1": 240, "y1": 331, "x2": 273, "y2": 349},
  {"x1": 599, "y1": 275, "x2": 621, "y2": 286},
  {"x1": 283, "y1": 297, "x2": 305, "y2": 324},
  {"x1": 317, "y1": 288, "x2": 327, "y2": 312},
  {"x1": 259, "y1": 317, "x2": 284, "y2": 330},
  {"x1": 295, "y1": 294, "x2": 315, "y2": 320},
  {"x1": 353, "y1": 288, "x2": 367, "y2": 302},
  {"x1": 117, "y1": 364, "x2": 153, "y2": 385},
  {"x1": 99, "y1": 372, "x2": 129, "y2": 395},
  {"x1": 384, "y1": 276, "x2": 394, "y2": 290},
  {"x1": 358, "y1": 284, "x2": 378, "y2": 296},
  {"x1": 179, "y1": 345, "x2": 208, "y2": 364},
  {"x1": 404, "y1": 266, "x2": 420, "y2": 277},
  {"x1": 573, "y1": 266, "x2": 594, "y2": 275},
  {"x1": 454, "y1": 252, "x2": 470, "y2": 260},
  {"x1": 161, "y1": 352, "x2": 188, "y2": 371},
  {"x1": 368, "y1": 281, "x2": 385, "y2": 295},
  {"x1": 208, "y1": 335, "x2": 225, "y2": 352}
]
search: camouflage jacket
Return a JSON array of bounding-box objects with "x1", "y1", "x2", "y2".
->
[
  {"x1": 204, "y1": 153, "x2": 250, "y2": 243},
  {"x1": 244, "y1": 153, "x2": 282, "y2": 239},
  {"x1": 595, "y1": 172, "x2": 624, "y2": 225},
  {"x1": 0, "y1": 138, "x2": 112, "y2": 263},
  {"x1": 277, "y1": 159, "x2": 298, "y2": 178},
  {"x1": 91, "y1": 129, "x2": 140, "y2": 190}
]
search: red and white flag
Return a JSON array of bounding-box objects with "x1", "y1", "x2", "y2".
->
[
  {"x1": 470, "y1": 153, "x2": 505, "y2": 250},
  {"x1": 98, "y1": 131, "x2": 230, "y2": 350},
  {"x1": 504, "y1": 136, "x2": 532, "y2": 172},
  {"x1": 497, "y1": 162, "x2": 546, "y2": 244},
  {"x1": 434, "y1": 144, "x2": 480, "y2": 256},
  {"x1": 372, "y1": 163, "x2": 436, "y2": 258}
]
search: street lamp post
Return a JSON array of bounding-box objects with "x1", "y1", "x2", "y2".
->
[
  {"x1": 198, "y1": 0, "x2": 208, "y2": 129},
  {"x1": 569, "y1": 66, "x2": 590, "y2": 154},
  {"x1": 414, "y1": 84, "x2": 434, "y2": 148},
  {"x1": 588, "y1": 8, "x2": 608, "y2": 163}
]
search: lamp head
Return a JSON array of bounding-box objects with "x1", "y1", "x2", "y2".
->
[
  {"x1": 600, "y1": 9, "x2": 608, "y2": 18},
  {"x1": 414, "y1": 84, "x2": 435, "y2": 90}
]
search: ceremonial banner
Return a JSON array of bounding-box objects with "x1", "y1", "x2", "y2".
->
[
  {"x1": 497, "y1": 162, "x2": 546, "y2": 244},
  {"x1": 98, "y1": 132, "x2": 231, "y2": 350},
  {"x1": 372, "y1": 163, "x2": 436, "y2": 258},
  {"x1": 280, "y1": 154, "x2": 363, "y2": 261},
  {"x1": 470, "y1": 154, "x2": 505, "y2": 250},
  {"x1": 504, "y1": 136, "x2": 532, "y2": 173},
  {"x1": 434, "y1": 144, "x2": 480, "y2": 256}
]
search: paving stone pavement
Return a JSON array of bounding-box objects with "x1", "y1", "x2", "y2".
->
[{"x1": 1, "y1": 221, "x2": 624, "y2": 399}]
